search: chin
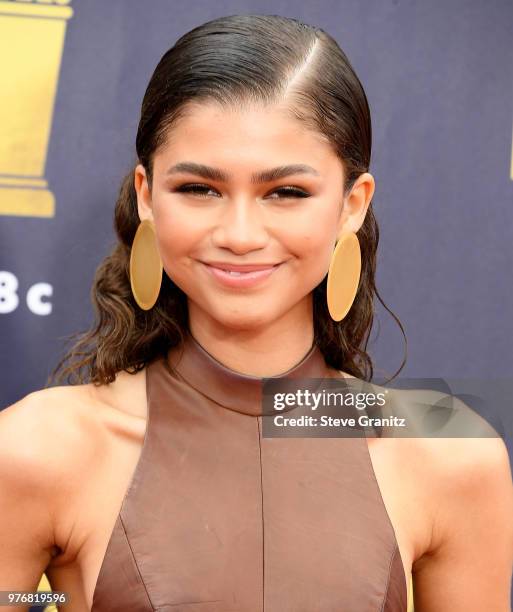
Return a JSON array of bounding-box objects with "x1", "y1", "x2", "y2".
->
[{"x1": 212, "y1": 309, "x2": 275, "y2": 331}]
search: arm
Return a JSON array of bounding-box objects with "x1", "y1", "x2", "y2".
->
[
  {"x1": 0, "y1": 394, "x2": 61, "y2": 612},
  {"x1": 412, "y1": 436, "x2": 513, "y2": 611}
]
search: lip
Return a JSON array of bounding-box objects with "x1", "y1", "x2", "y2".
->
[
  {"x1": 201, "y1": 261, "x2": 282, "y2": 288},
  {"x1": 201, "y1": 261, "x2": 280, "y2": 272}
]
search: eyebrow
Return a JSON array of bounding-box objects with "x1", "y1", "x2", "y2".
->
[{"x1": 165, "y1": 162, "x2": 320, "y2": 184}]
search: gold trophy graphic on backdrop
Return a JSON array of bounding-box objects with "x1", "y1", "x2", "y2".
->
[{"x1": 0, "y1": 0, "x2": 73, "y2": 218}]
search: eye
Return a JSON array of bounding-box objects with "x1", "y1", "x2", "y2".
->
[
  {"x1": 174, "y1": 183, "x2": 219, "y2": 198},
  {"x1": 268, "y1": 186, "x2": 311, "y2": 199},
  {"x1": 174, "y1": 183, "x2": 311, "y2": 200}
]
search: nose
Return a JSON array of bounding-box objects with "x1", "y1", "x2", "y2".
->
[{"x1": 211, "y1": 197, "x2": 269, "y2": 253}]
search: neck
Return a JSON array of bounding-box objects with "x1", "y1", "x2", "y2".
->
[{"x1": 187, "y1": 307, "x2": 315, "y2": 378}]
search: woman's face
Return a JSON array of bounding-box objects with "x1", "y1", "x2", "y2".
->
[{"x1": 134, "y1": 102, "x2": 374, "y2": 333}]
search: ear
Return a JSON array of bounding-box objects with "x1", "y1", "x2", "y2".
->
[
  {"x1": 134, "y1": 163, "x2": 154, "y2": 222},
  {"x1": 336, "y1": 172, "x2": 375, "y2": 239}
]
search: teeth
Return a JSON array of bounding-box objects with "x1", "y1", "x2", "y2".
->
[{"x1": 223, "y1": 270, "x2": 247, "y2": 275}]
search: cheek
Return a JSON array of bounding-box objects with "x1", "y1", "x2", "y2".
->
[
  {"x1": 285, "y1": 204, "x2": 338, "y2": 252},
  {"x1": 276, "y1": 235, "x2": 332, "y2": 297},
  {"x1": 154, "y1": 206, "x2": 203, "y2": 265},
  {"x1": 287, "y1": 221, "x2": 336, "y2": 273},
  {"x1": 304, "y1": 210, "x2": 339, "y2": 271}
]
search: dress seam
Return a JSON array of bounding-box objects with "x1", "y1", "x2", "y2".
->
[
  {"x1": 119, "y1": 513, "x2": 155, "y2": 611},
  {"x1": 257, "y1": 416, "x2": 265, "y2": 612}
]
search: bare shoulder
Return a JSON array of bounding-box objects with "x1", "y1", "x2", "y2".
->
[
  {"x1": 376, "y1": 384, "x2": 513, "y2": 608},
  {"x1": 422, "y1": 433, "x2": 513, "y2": 537},
  {"x1": 0, "y1": 385, "x2": 109, "y2": 501},
  {"x1": 0, "y1": 385, "x2": 109, "y2": 579},
  {"x1": 1, "y1": 367, "x2": 148, "y2": 489},
  {"x1": 1, "y1": 385, "x2": 90, "y2": 464},
  {"x1": 409, "y1": 432, "x2": 513, "y2": 609},
  {"x1": 386, "y1": 385, "x2": 508, "y2": 492},
  {"x1": 412, "y1": 434, "x2": 511, "y2": 509},
  {"x1": 376, "y1": 385, "x2": 511, "y2": 515},
  {"x1": 0, "y1": 369, "x2": 148, "y2": 561},
  {"x1": 391, "y1": 389, "x2": 513, "y2": 609}
]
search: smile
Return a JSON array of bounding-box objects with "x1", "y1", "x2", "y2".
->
[{"x1": 201, "y1": 262, "x2": 282, "y2": 288}]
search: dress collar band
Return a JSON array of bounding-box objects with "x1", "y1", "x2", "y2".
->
[{"x1": 166, "y1": 329, "x2": 331, "y2": 416}]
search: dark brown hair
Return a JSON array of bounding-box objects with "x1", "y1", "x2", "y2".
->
[{"x1": 47, "y1": 13, "x2": 406, "y2": 388}]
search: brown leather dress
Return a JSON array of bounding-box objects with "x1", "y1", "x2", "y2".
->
[{"x1": 91, "y1": 330, "x2": 407, "y2": 611}]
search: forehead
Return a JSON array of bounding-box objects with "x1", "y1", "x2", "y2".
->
[{"x1": 153, "y1": 101, "x2": 341, "y2": 175}]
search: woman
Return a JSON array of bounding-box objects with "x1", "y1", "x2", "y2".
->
[{"x1": 1, "y1": 13, "x2": 512, "y2": 612}]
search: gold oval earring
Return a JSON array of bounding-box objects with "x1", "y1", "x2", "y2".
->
[
  {"x1": 129, "y1": 218, "x2": 163, "y2": 310},
  {"x1": 326, "y1": 231, "x2": 361, "y2": 322}
]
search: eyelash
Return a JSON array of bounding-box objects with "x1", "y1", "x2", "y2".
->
[{"x1": 174, "y1": 183, "x2": 311, "y2": 199}]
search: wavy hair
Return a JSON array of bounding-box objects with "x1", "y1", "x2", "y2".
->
[{"x1": 47, "y1": 13, "x2": 406, "y2": 388}]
